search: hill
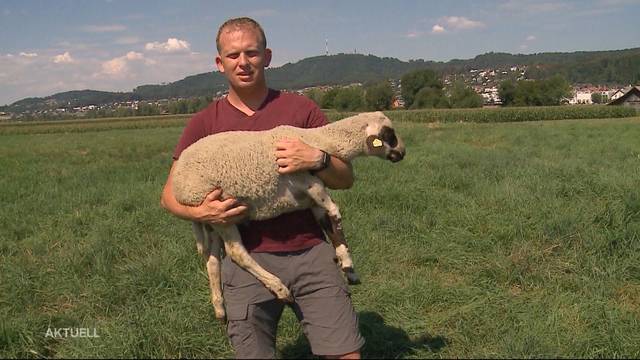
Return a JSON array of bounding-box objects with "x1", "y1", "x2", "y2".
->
[{"x1": 6, "y1": 48, "x2": 640, "y2": 113}]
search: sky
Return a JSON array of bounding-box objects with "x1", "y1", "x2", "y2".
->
[{"x1": 1, "y1": 0, "x2": 639, "y2": 106}]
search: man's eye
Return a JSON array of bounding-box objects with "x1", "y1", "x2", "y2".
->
[{"x1": 228, "y1": 54, "x2": 239, "y2": 59}]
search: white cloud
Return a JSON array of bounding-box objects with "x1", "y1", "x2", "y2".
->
[
  {"x1": 99, "y1": 51, "x2": 156, "y2": 78},
  {"x1": 429, "y1": 16, "x2": 483, "y2": 34},
  {"x1": 100, "y1": 51, "x2": 148, "y2": 77},
  {"x1": 526, "y1": 35, "x2": 536, "y2": 41},
  {"x1": 145, "y1": 38, "x2": 191, "y2": 53},
  {"x1": 82, "y1": 24, "x2": 126, "y2": 32},
  {"x1": 0, "y1": 48, "x2": 214, "y2": 105},
  {"x1": 406, "y1": 30, "x2": 423, "y2": 38},
  {"x1": 125, "y1": 51, "x2": 144, "y2": 61},
  {"x1": 19, "y1": 52, "x2": 38, "y2": 58},
  {"x1": 441, "y1": 16, "x2": 485, "y2": 30},
  {"x1": 101, "y1": 57, "x2": 127, "y2": 76},
  {"x1": 53, "y1": 52, "x2": 75, "y2": 64},
  {"x1": 431, "y1": 24, "x2": 446, "y2": 34}
]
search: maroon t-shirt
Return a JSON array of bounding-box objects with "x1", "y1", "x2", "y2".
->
[{"x1": 173, "y1": 89, "x2": 328, "y2": 253}]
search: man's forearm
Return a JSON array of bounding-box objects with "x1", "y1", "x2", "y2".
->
[
  {"x1": 315, "y1": 155, "x2": 354, "y2": 190},
  {"x1": 161, "y1": 179, "x2": 197, "y2": 221}
]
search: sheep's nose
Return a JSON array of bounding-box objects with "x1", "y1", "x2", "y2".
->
[{"x1": 388, "y1": 149, "x2": 404, "y2": 163}]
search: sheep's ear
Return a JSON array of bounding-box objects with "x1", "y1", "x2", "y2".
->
[
  {"x1": 366, "y1": 135, "x2": 386, "y2": 155},
  {"x1": 380, "y1": 126, "x2": 398, "y2": 147}
]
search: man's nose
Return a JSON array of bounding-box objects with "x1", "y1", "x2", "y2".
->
[{"x1": 238, "y1": 53, "x2": 249, "y2": 66}]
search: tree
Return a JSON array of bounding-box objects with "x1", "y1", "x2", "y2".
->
[
  {"x1": 449, "y1": 81, "x2": 483, "y2": 108},
  {"x1": 364, "y1": 81, "x2": 393, "y2": 111},
  {"x1": 411, "y1": 87, "x2": 449, "y2": 109},
  {"x1": 498, "y1": 80, "x2": 517, "y2": 105},
  {"x1": 321, "y1": 88, "x2": 339, "y2": 109},
  {"x1": 591, "y1": 92, "x2": 605, "y2": 104},
  {"x1": 539, "y1": 75, "x2": 572, "y2": 105},
  {"x1": 136, "y1": 102, "x2": 160, "y2": 116},
  {"x1": 303, "y1": 88, "x2": 325, "y2": 107},
  {"x1": 333, "y1": 86, "x2": 365, "y2": 111},
  {"x1": 401, "y1": 69, "x2": 442, "y2": 108},
  {"x1": 499, "y1": 76, "x2": 571, "y2": 106}
]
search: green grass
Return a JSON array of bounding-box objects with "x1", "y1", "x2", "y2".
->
[{"x1": 1, "y1": 116, "x2": 640, "y2": 358}]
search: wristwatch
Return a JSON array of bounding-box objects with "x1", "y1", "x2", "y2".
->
[{"x1": 311, "y1": 150, "x2": 330, "y2": 174}]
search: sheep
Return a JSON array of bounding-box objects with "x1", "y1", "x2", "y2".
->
[{"x1": 172, "y1": 111, "x2": 406, "y2": 320}]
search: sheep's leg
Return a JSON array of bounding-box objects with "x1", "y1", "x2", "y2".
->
[
  {"x1": 307, "y1": 185, "x2": 360, "y2": 285},
  {"x1": 215, "y1": 224, "x2": 293, "y2": 302},
  {"x1": 193, "y1": 222, "x2": 226, "y2": 321}
]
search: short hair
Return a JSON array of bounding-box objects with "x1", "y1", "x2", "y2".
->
[{"x1": 216, "y1": 17, "x2": 267, "y2": 53}]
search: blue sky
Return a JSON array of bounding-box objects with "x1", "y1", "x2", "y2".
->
[{"x1": 1, "y1": 0, "x2": 639, "y2": 105}]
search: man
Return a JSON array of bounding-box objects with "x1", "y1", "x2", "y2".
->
[{"x1": 160, "y1": 17, "x2": 364, "y2": 359}]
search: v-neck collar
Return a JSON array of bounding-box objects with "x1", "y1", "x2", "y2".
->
[{"x1": 225, "y1": 89, "x2": 277, "y2": 118}]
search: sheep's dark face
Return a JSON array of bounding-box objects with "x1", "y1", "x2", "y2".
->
[{"x1": 363, "y1": 112, "x2": 406, "y2": 163}]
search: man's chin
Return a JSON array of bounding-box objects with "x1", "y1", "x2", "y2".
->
[{"x1": 233, "y1": 79, "x2": 258, "y2": 88}]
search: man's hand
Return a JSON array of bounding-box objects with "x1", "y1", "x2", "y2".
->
[
  {"x1": 189, "y1": 188, "x2": 248, "y2": 225},
  {"x1": 275, "y1": 138, "x2": 323, "y2": 174}
]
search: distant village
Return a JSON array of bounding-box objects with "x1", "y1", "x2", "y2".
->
[
  {"x1": 1, "y1": 64, "x2": 638, "y2": 121},
  {"x1": 296, "y1": 64, "x2": 635, "y2": 109}
]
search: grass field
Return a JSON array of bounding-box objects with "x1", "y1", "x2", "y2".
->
[{"x1": 1, "y1": 115, "x2": 640, "y2": 358}]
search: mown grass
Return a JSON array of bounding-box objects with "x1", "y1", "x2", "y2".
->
[{"x1": 1, "y1": 116, "x2": 640, "y2": 358}]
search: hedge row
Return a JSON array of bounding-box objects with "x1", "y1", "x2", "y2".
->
[
  {"x1": 381, "y1": 105, "x2": 638, "y2": 124},
  {"x1": 0, "y1": 115, "x2": 190, "y2": 135},
  {"x1": 3, "y1": 105, "x2": 636, "y2": 135}
]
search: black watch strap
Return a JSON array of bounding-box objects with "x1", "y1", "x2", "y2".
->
[{"x1": 311, "y1": 151, "x2": 330, "y2": 174}]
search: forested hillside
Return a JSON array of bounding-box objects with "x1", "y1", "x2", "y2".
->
[{"x1": 6, "y1": 48, "x2": 639, "y2": 113}]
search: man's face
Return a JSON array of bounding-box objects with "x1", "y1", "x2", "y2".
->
[{"x1": 215, "y1": 26, "x2": 272, "y2": 91}]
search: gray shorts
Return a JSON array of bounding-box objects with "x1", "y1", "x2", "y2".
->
[{"x1": 222, "y1": 241, "x2": 365, "y2": 358}]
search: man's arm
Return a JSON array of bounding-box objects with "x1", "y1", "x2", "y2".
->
[
  {"x1": 274, "y1": 138, "x2": 354, "y2": 189},
  {"x1": 161, "y1": 161, "x2": 248, "y2": 225}
]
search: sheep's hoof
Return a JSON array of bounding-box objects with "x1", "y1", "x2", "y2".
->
[
  {"x1": 213, "y1": 306, "x2": 227, "y2": 322},
  {"x1": 343, "y1": 267, "x2": 361, "y2": 285},
  {"x1": 271, "y1": 284, "x2": 293, "y2": 303}
]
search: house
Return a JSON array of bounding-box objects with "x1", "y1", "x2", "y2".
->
[
  {"x1": 608, "y1": 86, "x2": 640, "y2": 110},
  {"x1": 609, "y1": 87, "x2": 630, "y2": 101},
  {"x1": 391, "y1": 96, "x2": 405, "y2": 109},
  {"x1": 570, "y1": 90, "x2": 593, "y2": 104}
]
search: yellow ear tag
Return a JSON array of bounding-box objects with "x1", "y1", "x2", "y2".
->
[{"x1": 372, "y1": 138, "x2": 383, "y2": 147}]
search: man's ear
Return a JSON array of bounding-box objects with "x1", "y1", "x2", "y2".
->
[
  {"x1": 264, "y1": 48, "x2": 272, "y2": 67},
  {"x1": 215, "y1": 55, "x2": 225, "y2": 73}
]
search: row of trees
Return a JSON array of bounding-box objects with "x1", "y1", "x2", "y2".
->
[
  {"x1": 305, "y1": 68, "x2": 577, "y2": 111},
  {"x1": 84, "y1": 96, "x2": 213, "y2": 118},
  {"x1": 498, "y1": 75, "x2": 572, "y2": 106},
  {"x1": 304, "y1": 69, "x2": 486, "y2": 112},
  {"x1": 401, "y1": 69, "x2": 484, "y2": 109},
  {"x1": 304, "y1": 81, "x2": 394, "y2": 111}
]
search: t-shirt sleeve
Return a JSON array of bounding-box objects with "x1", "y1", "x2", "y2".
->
[
  {"x1": 305, "y1": 101, "x2": 328, "y2": 129},
  {"x1": 172, "y1": 111, "x2": 207, "y2": 160}
]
